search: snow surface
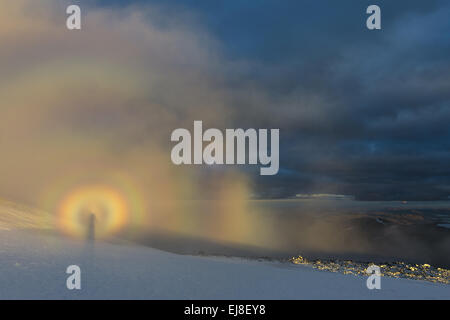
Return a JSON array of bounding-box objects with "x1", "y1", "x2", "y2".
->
[{"x1": 0, "y1": 230, "x2": 449, "y2": 300}]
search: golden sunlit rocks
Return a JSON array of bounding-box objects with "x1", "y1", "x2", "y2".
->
[{"x1": 291, "y1": 255, "x2": 450, "y2": 284}]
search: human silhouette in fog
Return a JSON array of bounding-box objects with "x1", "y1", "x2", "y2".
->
[{"x1": 87, "y1": 213, "x2": 96, "y2": 243}]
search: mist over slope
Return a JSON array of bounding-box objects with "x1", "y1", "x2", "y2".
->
[{"x1": 0, "y1": 199, "x2": 53, "y2": 231}]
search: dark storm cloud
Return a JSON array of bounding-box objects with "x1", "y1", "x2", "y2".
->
[
  {"x1": 96, "y1": 0, "x2": 450, "y2": 200},
  {"x1": 222, "y1": 0, "x2": 450, "y2": 200}
]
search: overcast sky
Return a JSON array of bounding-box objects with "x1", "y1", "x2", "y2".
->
[
  {"x1": 3, "y1": 0, "x2": 450, "y2": 202},
  {"x1": 92, "y1": 0, "x2": 450, "y2": 200}
]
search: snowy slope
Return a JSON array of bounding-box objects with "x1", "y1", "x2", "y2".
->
[
  {"x1": 0, "y1": 229, "x2": 449, "y2": 300},
  {"x1": 0, "y1": 199, "x2": 53, "y2": 231}
]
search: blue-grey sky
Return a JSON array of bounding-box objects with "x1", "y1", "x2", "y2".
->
[
  {"x1": 82, "y1": 0, "x2": 450, "y2": 200},
  {"x1": 28, "y1": 0, "x2": 448, "y2": 201}
]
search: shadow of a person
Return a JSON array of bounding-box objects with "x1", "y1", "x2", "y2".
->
[{"x1": 87, "y1": 213, "x2": 96, "y2": 243}]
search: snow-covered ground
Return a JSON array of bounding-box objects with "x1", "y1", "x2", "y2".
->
[{"x1": 0, "y1": 229, "x2": 449, "y2": 300}]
